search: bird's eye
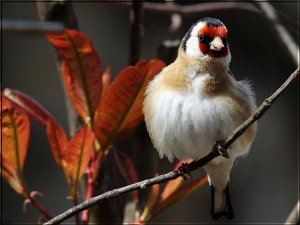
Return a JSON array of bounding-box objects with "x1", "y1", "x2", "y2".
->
[
  {"x1": 198, "y1": 35, "x2": 205, "y2": 41},
  {"x1": 198, "y1": 35, "x2": 212, "y2": 44}
]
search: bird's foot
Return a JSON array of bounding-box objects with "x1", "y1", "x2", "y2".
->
[
  {"x1": 178, "y1": 162, "x2": 193, "y2": 180},
  {"x1": 213, "y1": 140, "x2": 229, "y2": 158}
]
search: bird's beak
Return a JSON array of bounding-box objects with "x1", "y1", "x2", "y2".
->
[{"x1": 209, "y1": 37, "x2": 224, "y2": 51}]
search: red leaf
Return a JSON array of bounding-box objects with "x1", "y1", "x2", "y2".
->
[
  {"x1": 47, "y1": 29, "x2": 103, "y2": 124},
  {"x1": 1, "y1": 96, "x2": 30, "y2": 171},
  {"x1": 1, "y1": 160, "x2": 25, "y2": 194},
  {"x1": 3, "y1": 88, "x2": 51, "y2": 126},
  {"x1": 3, "y1": 88, "x2": 69, "y2": 169},
  {"x1": 94, "y1": 59, "x2": 165, "y2": 149},
  {"x1": 46, "y1": 119, "x2": 68, "y2": 168},
  {"x1": 152, "y1": 175, "x2": 208, "y2": 218},
  {"x1": 1, "y1": 95, "x2": 29, "y2": 194},
  {"x1": 63, "y1": 125, "x2": 95, "y2": 184}
]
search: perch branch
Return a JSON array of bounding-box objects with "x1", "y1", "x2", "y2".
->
[
  {"x1": 44, "y1": 68, "x2": 299, "y2": 225},
  {"x1": 224, "y1": 67, "x2": 299, "y2": 148}
]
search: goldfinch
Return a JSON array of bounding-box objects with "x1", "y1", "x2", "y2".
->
[{"x1": 143, "y1": 17, "x2": 257, "y2": 219}]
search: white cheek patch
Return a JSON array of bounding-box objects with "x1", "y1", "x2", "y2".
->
[
  {"x1": 186, "y1": 36, "x2": 205, "y2": 60},
  {"x1": 185, "y1": 21, "x2": 207, "y2": 60}
]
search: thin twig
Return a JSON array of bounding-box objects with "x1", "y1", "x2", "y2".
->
[
  {"x1": 256, "y1": 1, "x2": 299, "y2": 65},
  {"x1": 2, "y1": 20, "x2": 64, "y2": 34},
  {"x1": 44, "y1": 68, "x2": 299, "y2": 225},
  {"x1": 26, "y1": 193, "x2": 52, "y2": 220},
  {"x1": 108, "y1": 1, "x2": 260, "y2": 15},
  {"x1": 285, "y1": 200, "x2": 299, "y2": 225},
  {"x1": 109, "y1": 1, "x2": 299, "y2": 40}
]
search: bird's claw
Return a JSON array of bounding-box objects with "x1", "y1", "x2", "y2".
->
[
  {"x1": 213, "y1": 140, "x2": 229, "y2": 158},
  {"x1": 178, "y1": 162, "x2": 192, "y2": 180}
]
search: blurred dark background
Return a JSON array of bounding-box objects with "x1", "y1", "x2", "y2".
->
[{"x1": 1, "y1": 1, "x2": 298, "y2": 224}]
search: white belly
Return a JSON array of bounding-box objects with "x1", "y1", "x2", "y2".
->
[
  {"x1": 143, "y1": 69, "x2": 257, "y2": 162},
  {"x1": 150, "y1": 91, "x2": 238, "y2": 161}
]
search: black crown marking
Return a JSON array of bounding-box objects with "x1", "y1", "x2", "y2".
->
[{"x1": 200, "y1": 17, "x2": 224, "y2": 27}]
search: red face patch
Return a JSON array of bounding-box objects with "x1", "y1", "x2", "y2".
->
[
  {"x1": 197, "y1": 25, "x2": 228, "y2": 58},
  {"x1": 198, "y1": 25, "x2": 227, "y2": 38}
]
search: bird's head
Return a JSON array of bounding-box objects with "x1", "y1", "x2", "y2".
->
[{"x1": 182, "y1": 17, "x2": 231, "y2": 66}]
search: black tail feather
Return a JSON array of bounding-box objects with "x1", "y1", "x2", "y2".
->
[{"x1": 210, "y1": 184, "x2": 234, "y2": 220}]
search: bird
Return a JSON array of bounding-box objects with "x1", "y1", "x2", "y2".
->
[{"x1": 143, "y1": 17, "x2": 257, "y2": 220}]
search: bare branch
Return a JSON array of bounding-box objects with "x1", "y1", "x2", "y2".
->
[
  {"x1": 285, "y1": 200, "x2": 299, "y2": 225},
  {"x1": 44, "y1": 68, "x2": 299, "y2": 225},
  {"x1": 44, "y1": 171, "x2": 179, "y2": 225},
  {"x1": 108, "y1": 1, "x2": 260, "y2": 15},
  {"x1": 108, "y1": 1, "x2": 298, "y2": 36},
  {"x1": 2, "y1": 20, "x2": 64, "y2": 34},
  {"x1": 256, "y1": 1, "x2": 299, "y2": 65}
]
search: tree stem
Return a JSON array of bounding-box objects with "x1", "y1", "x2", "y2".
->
[{"x1": 129, "y1": 1, "x2": 144, "y2": 65}]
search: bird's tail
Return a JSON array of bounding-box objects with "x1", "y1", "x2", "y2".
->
[{"x1": 210, "y1": 184, "x2": 234, "y2": 220}]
